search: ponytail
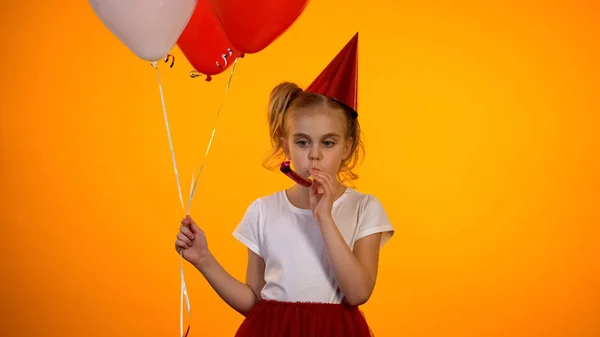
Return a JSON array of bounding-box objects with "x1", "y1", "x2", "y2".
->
[
  {"x1": 267, "y1": 82, "x2": 302, "y2": 144},
  {"x1": 263, "y1": 82, "x2": 302, "y2": 169}
]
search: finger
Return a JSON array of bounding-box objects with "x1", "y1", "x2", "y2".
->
[
  {"x1": 313, "y1": 170, "x2": 335, "y2": 195},
  {"x1": 177, "y1": 232, "x2": 193, "y2": 247},
  {"x1": 310, "y1": 170, "x2": 323, "y2": 182},
  {"x1": 180, "y1": 225, "x2": 195, "y2": 240},
  {"x1": 181, "y1": 217, "x2": 190, "y2": 226},
  {"x1": 310, "y1": 178, "x2": 319, "y2": 196},
  {"x1": 320, "y1": 182, "x2": 331, "y2": 196},
  {"x1": 175, "y1": 239, "x2": 188, "y2": 252},
  {"x1": 187, "y1": 215, "x2": 199, "y2": 228},
  {"x1": 321, "y1": 175, "x2": 335, "y2": 196},
  {"x1": 310, "y1": 172, "x2": 329, "y2": 194},
  {"x1": 310, "y1": 169, "x2": 327, "y2": 181},
  {"x1": 186, "y1": 215, "x2": 202, "y2": 233},
  {"x1": 312, "y1": 169, "x2": 334, "y2": 188},
  {"x1": 311, "y1": 177, "x2": 324, "y2": 194}
]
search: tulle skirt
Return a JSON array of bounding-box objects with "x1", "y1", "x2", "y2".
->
[{"x1": 234, "y1": 300, "x2": 374, "y2": 337}]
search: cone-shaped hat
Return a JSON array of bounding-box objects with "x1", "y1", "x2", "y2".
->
[{"x1": 306, "y1": 32, "x2": 358, "y2": 118}]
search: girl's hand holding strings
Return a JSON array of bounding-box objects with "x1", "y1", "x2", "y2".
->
[{"x1": 175, "y1": 215, "x2": 211, "y2": 268}]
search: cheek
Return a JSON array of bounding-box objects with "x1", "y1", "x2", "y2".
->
[
  {"x1": 323, "y1": 148, "x2": 346, "y2": 167},
  {"x1": 283, "y1": 138, "x2": 297, "y2": 156},
  {"x1": 288, "y1": 145, "x2": 308, "y2": 160}
]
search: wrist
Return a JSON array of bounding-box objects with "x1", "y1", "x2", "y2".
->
[
  {"x1": 193, "y1": 252, "x2": 215, "y2": 272},
  {"x1": 317, "y1": 214, "x2": 335, "y2": 227}
]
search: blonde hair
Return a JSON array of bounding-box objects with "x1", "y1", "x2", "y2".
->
[{"x1": 262, "y1": 82, "x2": 364, "y2": 184}]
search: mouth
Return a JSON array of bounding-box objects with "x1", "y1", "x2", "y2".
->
[{"x1": 280, "y1": 161, "x2": 313, "y2": 187}]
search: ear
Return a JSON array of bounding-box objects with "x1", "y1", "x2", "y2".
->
[{"x1": 281, "y1": 137, "x2": 291, "y2": 159}]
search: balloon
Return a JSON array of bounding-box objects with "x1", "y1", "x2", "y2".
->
[
  {"x1": 89, "y1": 0, "x2": 198, "y2": 62},
  {"x1": 207, "y1": 0, "x2": 309, "y2": 54},
  {"x1": 177, "y1": 0, "x2": 242, "y2": 80}
]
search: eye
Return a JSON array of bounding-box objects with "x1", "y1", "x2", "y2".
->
[
  {"x1": 296, "y1": 140, "x2": 309, "y2": 147},
  {"x1": 322, "y1": 140, "x2": 336, "y2": 147}
]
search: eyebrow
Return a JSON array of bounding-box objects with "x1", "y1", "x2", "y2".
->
[{"x1": 292, "y1": 132, "x2": 342, "y2": 139}]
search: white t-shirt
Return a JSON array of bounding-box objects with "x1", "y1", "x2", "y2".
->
[{"x1": 232, "y1": 188, "x2": 394, "y2": 304}]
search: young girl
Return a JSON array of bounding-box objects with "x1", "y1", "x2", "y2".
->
[{"x1": 175, "y1": 33, "x2": 394, "y2": 337}]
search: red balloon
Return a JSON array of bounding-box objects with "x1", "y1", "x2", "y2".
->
[
  {"x1": 208, "y1": 0, "x2": 309, "y2": 54},
  {"x1": 177, "y1": 0, "x2": 242, "y2": 81}
]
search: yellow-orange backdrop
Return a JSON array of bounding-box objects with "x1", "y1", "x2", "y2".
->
[{"x1": 1, "y1": 1, "x2": 599, "y2": 336}]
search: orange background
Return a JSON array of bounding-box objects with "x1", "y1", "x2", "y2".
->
[{"x1": 1, "y1": 0, "x2": 599, "y2": 336}]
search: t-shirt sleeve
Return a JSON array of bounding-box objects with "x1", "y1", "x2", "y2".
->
[
  {"x1": 356, "y1": 195, "x2": 395, "y2": 248},
  {"x1": 232, "y1": 198, "x2": 263, "y2": 257}
]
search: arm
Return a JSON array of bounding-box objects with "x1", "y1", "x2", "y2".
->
[
  {"x1": 319, "y1": 216, "x2": 382, "y2": 306},
  {"x1": 194, "y1": 248, "x2": 265, "y2": 316},
  {"x1": 309, "y1": 168, "x2": 386, "y2": 306}
]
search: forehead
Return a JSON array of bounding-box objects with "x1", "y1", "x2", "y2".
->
[{"x1": 287, "y1": 107, "x2": 347, "y2": 136}]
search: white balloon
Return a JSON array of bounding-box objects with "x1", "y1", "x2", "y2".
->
[{"x1": 89, "y1": 0, "x2": 198, "y2": 62}]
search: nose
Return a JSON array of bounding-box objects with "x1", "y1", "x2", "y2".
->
[{"x1": 309, "y1": 146, "x2": 321, "y2": 161}]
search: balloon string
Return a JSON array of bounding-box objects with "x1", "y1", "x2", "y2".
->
[
  {"x1": 180, "y1": 249, "x2": 191, "y2": 337},
  {"x1": 151, "y1": 56, "x2": 239, "y2": 337},
  {"x1": 152, "y1": 61, "x2": 185, "y2": 212},
  {"x1": 186, "y1": 57, "x2": 239, "y2": 214},
  {"x1": 150, "y1": 61, "x2": 191, "y2": 337},
  {"x1": 179, "y1": 57, "x2": 239, "y2": 337}
]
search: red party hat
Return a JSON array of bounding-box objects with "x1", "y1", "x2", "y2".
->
[{"x1": 306, "y1": 32, "x2": 359, "y2": 118}]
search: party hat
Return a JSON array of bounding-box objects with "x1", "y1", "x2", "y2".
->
[{"x1": 306, "y1": 32, "x2": 359, "y2": 118}]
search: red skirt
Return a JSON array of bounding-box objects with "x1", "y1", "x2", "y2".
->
[{"x1": 234, "y1": 300, "x2": 374, "y2": 337}]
